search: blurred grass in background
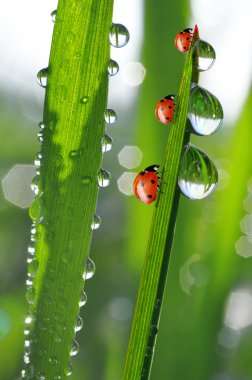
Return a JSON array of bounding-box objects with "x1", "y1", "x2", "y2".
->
[{"x1": 1, "y1": 0, "x2": 252, "y2": 379}]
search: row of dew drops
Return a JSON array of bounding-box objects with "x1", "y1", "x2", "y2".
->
[
  {"x1": 22, "y1": 10, "x2": 130, "y2": 380},
  {"x1": 176, "y1": 35, "x2": 223, "y2": 200},
  {"x1": 140, "y1": 33, "x2": 223, "y2": 379}
]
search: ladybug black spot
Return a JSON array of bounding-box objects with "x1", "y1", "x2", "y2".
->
[
  {"x1": 186, "y1": 37, "x2": 189, "y2": 40},
  {"x1": 160, "y1": 99, "x2": 164, "y2": 103},
  {"x1": 168, "y1": 105, "x2": 172, "y2": 109},
  {"x1": 150, "y1": 179, "x2": 155, "y2": 184},
  {"x1": 165, "y1": 117, "x2": 169, "y2": 120},
  {"x1": 140, "y1": 172, "x2": 145, "y2": 176},
  {"x1": 147, "y1": 194, "x2": 153, "y2": 199}
]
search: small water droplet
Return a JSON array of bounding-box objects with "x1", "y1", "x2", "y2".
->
[
  {"x1": 79, "y1": 291, "x2": 87, "y2": 307},
  {"x1": 108, "y1": 59, "x2": 119, "y2": 76},
  {"x1": 38, "y1": 121, "x2": 45, "y2": 129},
  {"x1": 24, "y1": 352, "x2": 30, "y2": 364},
  {"x1": 188, "y1": 84, "x2": 223, "y2": 135},
  {"x1": 178, "y1": 143, "x2": 218, "y2": 200},
  {"x1": 91, "y1": 214, "x2": 101, "y2": 230},
  {"x1": 28, "y1": 258, "x2": 39, "y2": 278},
  {"x1": 155, "y1": 299, "x2": 161, "y2": 309},
  {"x1": 109, "y1": 23, "x2": 130, "y2": 48},
  {"x1": 36, "y1": 372, "x2": 46, "y2": 380},
  {"x1": 49, "y1": 356, "x2": 58, "y2": 365},
  {"x1": 70, "y1": 339, "x2": 79, "y2": 356},
  {"x1": 84, "y1": 257, "x2": 96, "y2": 280},
  {"x1": 26, "y1": 278, "x2": 33, "y2": 287},
  {"x1": 80, "y1": 96, "x2": 89, "y2": 104},
  {"x1": 37, "y1": 132, "x2": 44, "y2": 143},
  {"x1": 51, "y1": 10, "x2": 57, "y2": 22},
  {"x1": 37, "y1": 68, "x2": 48, "y2": 88},
  {"x1": 65, "y1": 363, "x2": 72, "y2": 376},
  {"x1": 25, "y1": 314, "x2": 33, "y2": 325},
  {"x1": 145, "y1": 346, "x2": 153, "y2": 358},
  {"x1": 29, "y1": 197, "x2": 43, "y2": 223},
  {"x1": 81, "y1": 176, "x2": 92, "y2": 186},
  {"x1": 53, "y1": 375, "x2": 62, "y2": 380},
  {"x1": 31, "y1": 175, "x2": 42, "y2": 196},
  {"x1": 69, "y1": 150, "x2": 80, "y2": 158},
  {"x1": 101, "y1": 134, "x2": 113, "y2": 153},
  {"x1": 194, "y1": 39, "x2": 216, "y2": 71},
  {"x1": 104, "y1": 109, "x2": 117, "y2": 124},
  {"x1": 34, "y1": 158, "x2": 41, "y2": 167},
  {"x1": 75, "y1": 315, "x2": 83, "y2": 332},
  {"x1": 54, "y1": 335, "x2": 61, "y2": 343},
  {"x1": 97, "y1": 169, "x2": 111, "y2": 187},
  {"x1": 28, "y1": 241, "x2": 35, "y2": 255},
  {"x1": 26, "y1": 286, "x2": 35, "y2": 304}
]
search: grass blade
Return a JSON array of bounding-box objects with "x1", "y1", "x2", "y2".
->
[
  {"x1": 123, "y1": 26, "x2": 199, "y2": 380},
  {"x1": 23, "y1": 0, "x2": 114, "y2": 378}
]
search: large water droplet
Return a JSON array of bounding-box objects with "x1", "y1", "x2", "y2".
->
[
  {"x1": 84, "y1": 257, "x2": 96, "y2": 280},
  {"x1": 108, "y1": 59, "x2": 119, "y2": 76},
  {"x1": 109, "y1": 23, "x2": 130, "y2": 48},
  {"x1": 91, "y1": 214, "x2": 101, "y2": 230},
  {"x1": 194, "y1": 40, "x2": 216, "y2": 71},
  {"x1": 75, "y1": 315, "x2": 83, "y2": 332},
  {"x1": 188, "y1": 84, "x2": 223, "y2": 136},
  {"x1": 51, "y1": 10, "x2": 57, "y2": 23},
  {"x1": 101, "y1": 134, "x2": 113, "y2": 153},
  {"x1": 37, "y1": 68, "x2": 48, "y2": 88},
  {"x1": 97, "y1": 169, "x2": 111, "y2": 187},
  {"x1": 70, "y1": 339, "x2": 79, "y2": 356},
  {"x1": 79, "y1": 291, "x2": 87, "y2": 307},
  {"x1": 104, "y1": 109, "x2": 117, "y2": 124},
  {"x1": 178, "y1": 144, "x2": 218, "y2": 200}
]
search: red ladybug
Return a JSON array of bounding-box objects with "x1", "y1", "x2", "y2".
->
[
  {"x1": 134, "y1": 165, "x2": 160, "y2": 205},
  {"x1": 155, "y1": 95, "x2": 175, "y2": 125},
  {"x1": 174, "y1": 28, "x2": 193, "y2": 52}
]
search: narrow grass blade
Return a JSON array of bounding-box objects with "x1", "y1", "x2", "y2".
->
[{"x1": 123, "y1": 26, "x2": 199, "y2": 380}]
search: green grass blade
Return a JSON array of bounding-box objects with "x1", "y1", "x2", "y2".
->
[
  {"x1": 123, "y1": 27, "x2": 199, "y2": 380},
  {"x1": 24, "y1": 0, "x2": 114, "y2": 378}
]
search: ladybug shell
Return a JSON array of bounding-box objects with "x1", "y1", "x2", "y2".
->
[
  {"x1": 134, "y1": 167, "x2": 159, "y2": 205},
  {"x1": 175, "y1": 30, "x2": 192, "y2": 52},
  {"x1": 155, "y1": 97, "x2": 175, "y2": 125}
]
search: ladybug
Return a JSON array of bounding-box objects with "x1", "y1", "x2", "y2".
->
[
  {"x1": 174, "y1": 28, "x2": 193, "y2": 52},
  {"x1": 134, "y1": 165, "x2": 160, "y2": 205},
  {"x1": 155, "y1": 95, "x2": 175, "y2": 125}
]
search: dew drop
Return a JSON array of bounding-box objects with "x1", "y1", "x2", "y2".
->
[
  {"x1": 31, "y1": 175, "x2": 42, "y2": 196},
  {"x1": 26, "y1": 278, "x2": 33, "y2": 287},
  {"x1": 178, "y1": 143, "x2": 218, "y2": 200},
  {"x1": 75, "y1": 315, "x2": 83, "y2": 332},
  {"x1": 28, "y1": 258, "x2": 39, "y2": 278},
  {"x1": 104, "y1": 108, "x2": 117, "y2": 124},
  {"x1": 69, "y1": 150, "x2": 80, "y2": 158},
  {"x1": 108, "y1": 59, "x2": 119, "y2": 76},
  {"x1": 81, "y1": 176, "x2": 92, "y2": 186},
  {"x1": 101, "y1": 134, "x2": 113, "y2": 153},
  {"x1": 51, "y1": 10, "x2": 57, "y2": 22},
  {"x1": 36, "y1": 372, "x2": 46, "y2": 380},
  {"x1": 38, "y1": 121, "x2": 45, "y2": 129},
  {"x1": 97, "y1": 169, "x2": 111, "y2": 187},
  {"x1": 80, "y1": 96, "x2": 89, "y2": 104},
  {"x1": 29, "y1": 197, "x2": 43, "y2": 223},
  {"x1": 28, "y1": 241, "x2": 35, "y2": 255},
  {"x1": 91, "y1": 214, "x2": 101, "y2": 230},
  {"x1": 37, "y1": 68, "x2": 48, "y2": 88},
  {"x1": 26, "y1": 286, "x2": 35, "y2": 305},
  {"x1": 53, "y1": 375, "x2": 62, "y2": 380},
  {"x1": 194, "y1": 39, "x2": 216, "y2": 71},
  {"x1": 65, "y1": 363, "x2": 72, "y2": 376},
  {"x1": 188, "y1": 84, "x2": 223, "y2": 136},
  {"x1": 37, "y1": 132, "x2": 44, "y2": 143},
  {"x1": 49, "y1": 356, "x2": 58, "y2": 365},
  {"x1": 150, "y1": 324, "x2": 158, "y2": 337},
  {"x1": 109, "y1": 23, "x2": 130, "y2": 48},
  {"x1": 79, "y1": 291, "x2": 87, "y2": 307},
  {"x1": 70, "y1": 339, "x2": 79, "y2": 356},
  {"x1": 84, "y1": 257, "x2": 96, "y2": 280}
]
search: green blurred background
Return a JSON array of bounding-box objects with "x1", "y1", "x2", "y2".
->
[{"x1": 1, "y1": 0, "x2": 252, "y2": 379}]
